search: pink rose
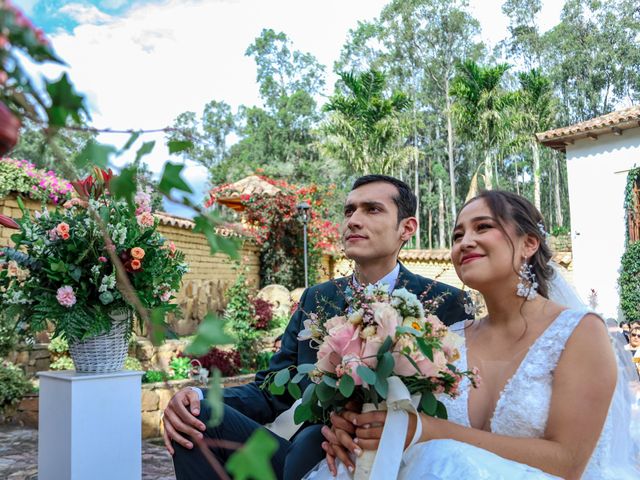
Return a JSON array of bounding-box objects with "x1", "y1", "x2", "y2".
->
[
  {"x1": 316, "y1": 341, "x2": 341, "y2": 374},
  {"x1": 361, "y1": 337, "x2": 382, "y2": 369},
  {"x1": 324, "y1": 315, "x2": 348, "y2": 333},
  {"x1": 56, "y1": 286, "x2": 76, "y2": 308},
  {"x1": 136, "y1": 211, "x2": 154, "y2": 228},
  {"x1": 372, "y1": 303, "x2": 401, "y2": 342}
]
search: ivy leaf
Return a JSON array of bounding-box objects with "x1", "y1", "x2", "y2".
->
[
  {"x1": 338, "y1": 374, "x2": 355, "y2": 398},
  {"x1": 420, "y1": 391, "x2": 437, "y2": 415},
  {"x1": 135, "y1": 141, "x2": 155, "y2": 164},
  {"x1": 227, "y1": 428, "x2": 278, "y2": 480},
  {"x1": 192, "y1": 214, "x2": 240, "y2": 259},
  {"x1": 45, "y1": 73, "x2": 87, "y2": 126},
  {"x1": 119, "y1": 131, "x2": 141, "y2": 154},
  {"x1": 168, "y1": 139, "x2": 194, "y2": 154},
  {"x1": 74, "y1": 140, "x2": 116, "y2": 170},
  {"x1": 205, "y1": 369, "x2": 224, "y2": 428},
  {"x1": 185, "y1": 312, "x2": 234, "y2": 355},
  {"x1": 109, "y1": 166, "x2": 137, "y2": 212},
  {"x1": 158, "y1": 162, "x2": 193, "y2": 196}
]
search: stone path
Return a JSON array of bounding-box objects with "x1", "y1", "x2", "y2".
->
[{"x1": 0, "y1": 425, "x2": 176, "y2": 480}]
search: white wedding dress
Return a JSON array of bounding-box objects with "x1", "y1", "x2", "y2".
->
[{"x1": 304, "y1": 308, "x2": 640, "y2": 479}]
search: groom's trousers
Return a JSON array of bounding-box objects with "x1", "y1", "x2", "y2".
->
[{"x1": 172, "y1": 401, "x2": 325, "y2": 480}]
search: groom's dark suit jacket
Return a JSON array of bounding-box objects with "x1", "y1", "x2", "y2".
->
[{"x1": 221, "y1": 263, "x2": 469, "y2": 426}]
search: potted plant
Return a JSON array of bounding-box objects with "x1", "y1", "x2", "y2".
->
[{"x1": 0, "y1": 168, "x2": 188, "y2": 373}]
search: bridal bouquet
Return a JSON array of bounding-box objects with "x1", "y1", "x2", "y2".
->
[{"x1": 265, "y1": 282, "x2": 479, "y2": 422}]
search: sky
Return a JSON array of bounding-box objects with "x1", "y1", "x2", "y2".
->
[{"x1": 14, "y1": 0, "x2": 565, "y2": 216}]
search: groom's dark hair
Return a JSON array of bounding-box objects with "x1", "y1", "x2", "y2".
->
[{"x1": 351, "y1": 175, "x2": 417, "y2": 223}]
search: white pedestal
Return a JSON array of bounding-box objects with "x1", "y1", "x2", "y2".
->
[{"x1": 37, "y1": 370, "x2": 144, "y2": 480}]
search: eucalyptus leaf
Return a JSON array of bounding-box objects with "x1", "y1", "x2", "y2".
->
[
  {"x1": 420, "y1": 391, "x2": 437, "y2": 415},
  {"x1": 287, "y1": 382, "x2": 302, "y2": 400},
  {"x1": 356, "y1": 365, "x2": 377, "y2": 385},
  {"x1": 274, "y1": 368, "x2": 291, "y2": 387},
  {"x1": 338, "y1": 374, "x2": 355, "y2": 397}
]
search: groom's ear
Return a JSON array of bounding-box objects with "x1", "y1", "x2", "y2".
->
[{"x1": 399, "y1": 216, "x2": 418, "y2": 242}]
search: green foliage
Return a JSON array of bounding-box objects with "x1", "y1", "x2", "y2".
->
[
  {"x1": 0, "y1": 158, "x2": 73, "y2": 203},
  {"x1": 124, "y1": 356, "x2": 142, "y2": 371},
  {"x1": 0, "y1": 361, "x2": 32, "y2": 413},
  {"x1": 47, "y1": 336, "x2": 69, "y2": 354},
  {"x1": 49, "y1": 356, "x2": 74, "y2": 370},
  {"x1": 322, "y1": 69, "x2": 414, "y2": 175},
  {"x1": 619, "y1": 241, "x2": 640, "y2": 323},
  {"x1": 226, "y1": 428, "x2": 278, "y2": 480},
  {"x1": 169, "y1": 356, "x2": 191, "y2": 380},
  {"x1": 142, "y1": 370, "x2": 170, "y2": 383},
  {"x1": 223, "y1": 272, "x2": 261, "y2": 370}
]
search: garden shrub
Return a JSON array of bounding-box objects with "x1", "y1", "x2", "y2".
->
[
  {"x1": 0, "y1": 361, "x2": 32, "y2": 413},
  {"x1": 0, "y1": 158, "x2": 73, "y2": 204},
  {"x1": 251, "y1": 298, "x2": 273, "y2": 330},
  {"x1": 619, "y1": 240, "x2": 640, "y2": 323},
  {"x1": 169, "y1": 356, "x2": 192, "y2": 380},
  {"x1": 224, "y1": 272, "x2": 262, "y2": 370},
  {"x1": 184, "y1": 347, "x2": 241, "y2": 377},
  {"x1": 124, "y1": 356, "x2": 142, "y2": 371},
  {"x1": 142, "y1": 370, "x2": 169, "y2": 383}
]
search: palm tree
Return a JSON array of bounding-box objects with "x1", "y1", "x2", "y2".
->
[
  {"x1": 321, "y1": 69, "x2": 416, "y2": 175},
  {"x1": 513, "y1": 69, "x2": 556, "y2": 210},
  {"x1": 451, "y1": 61, "x2": 513, "y2": 190}
]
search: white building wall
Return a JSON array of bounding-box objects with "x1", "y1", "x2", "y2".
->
[{"x1": 565, "y1": 128, "x2": 640, "y2": 319}]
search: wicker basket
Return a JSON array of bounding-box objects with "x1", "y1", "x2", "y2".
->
[{"x1": 69, "y1": 309, "x2": 131, "y2": 373}]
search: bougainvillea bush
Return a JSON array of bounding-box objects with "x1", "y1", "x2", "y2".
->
[
  {"x1": 207, "y1": 175, "x2": 339, "y2": 289},
  {"x1": 0, "y1": 168, "x2": 188, "y2": 342},
  {"x1": 0, "y1": 157, "x2": 73, "y2": 203}
]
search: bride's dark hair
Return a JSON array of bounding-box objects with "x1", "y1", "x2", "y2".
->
[{"x1": 460, "y1": 190, "x2": 554, "y2": 298}]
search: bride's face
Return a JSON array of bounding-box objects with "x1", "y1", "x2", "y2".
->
[{"x1": 451, "y1": 199, "x2": 531, "y2": 293}]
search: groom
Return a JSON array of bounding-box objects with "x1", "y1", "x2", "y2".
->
[{"x1": 164, "y1": 174, "x2": 470, "y2": 479}]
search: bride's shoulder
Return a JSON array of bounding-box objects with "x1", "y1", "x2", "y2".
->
[{"x1": 560, "y1": 310, "x2": 616, "y2": 370}]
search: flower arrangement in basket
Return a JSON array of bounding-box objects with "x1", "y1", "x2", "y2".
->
[
  {"x1": 0, "y1": 168, "x2": 188, "y2": 372},
  {"x1": 264, "y1": 282, "x2": 479, "y2": 478}
]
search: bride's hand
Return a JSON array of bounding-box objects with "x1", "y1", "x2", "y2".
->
[
  {"x1": 353, "y1": 411, "x2": 418, "y2": 451},
  {"x1": 320, "y1": 401, "x2": 361, "y2": 475}
]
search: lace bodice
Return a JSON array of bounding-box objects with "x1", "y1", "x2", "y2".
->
[{"x1": 441, "y1": 309, "x2": 614, "y2": 479}]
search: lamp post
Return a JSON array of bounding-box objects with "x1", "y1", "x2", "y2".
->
[{"x1": 297, "y1": 201, "x2": 310, "y2": 288}]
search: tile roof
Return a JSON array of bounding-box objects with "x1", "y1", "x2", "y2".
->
[
  {"x1": 536, "y1": 105, "x2": 640, "y2": 151},
  {"x1": 155, "y1": 212, "x2": 244, "y2": 237},
  {"x1": 399, "y1": 249, "x2": 572, "y2": 268}
]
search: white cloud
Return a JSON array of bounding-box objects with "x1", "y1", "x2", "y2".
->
[{"x1": 59, "y1": 3, "x2": 113, "y2": 25}]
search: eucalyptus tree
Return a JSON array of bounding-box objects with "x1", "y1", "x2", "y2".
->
[
  {"x1": 321, "y1": 69, "x2": 415, "y2": 176},
  {"x1": 451, "y1": 61, "x2": 513, "y2": 190}
]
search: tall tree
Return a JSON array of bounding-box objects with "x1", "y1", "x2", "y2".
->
[
  {"x1": 513, "y1": 69, "x2": 556, "y2": 210},
  {"x1": 166, "y1": 100, "x2": 235, "y2": 170},
  {"x1": 321, "y1": 70, "x2": 415, "y2": 175},
  {"x1": 451, "y1": 61, "x2": 513, "y2": 190},
  {"x1": 11, "y1": 118, "x2": 95, "y2": 174}
]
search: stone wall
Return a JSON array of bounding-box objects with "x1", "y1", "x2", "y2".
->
[
  {"x1": 8, "y1": 375, "x2": 255, "y2": 438},
  {"x1": 323, "y1": 248, "x2": 574, "y2": 289},
  {"x1": 0, "y1": 193, "x2": 260, "y2": 337}
]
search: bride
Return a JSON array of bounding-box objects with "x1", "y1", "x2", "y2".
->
[{"x1": 311, "y1": 190, "x2": 640, "y2": 479}]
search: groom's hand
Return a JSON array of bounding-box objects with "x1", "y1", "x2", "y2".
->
[{"x1": 162, "y1": 387, "x2": 207, "y2": 455}]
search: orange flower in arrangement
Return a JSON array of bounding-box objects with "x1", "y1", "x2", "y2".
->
[
  {"x1": 130, "y1": 259, "x2": 142, "y2": 270},
  {"x1": 131, "y1": 247, "x2": 145, "y2": 260},
  {"x1": 56, "y1": 222, "x2": 70, "y2": 236}
]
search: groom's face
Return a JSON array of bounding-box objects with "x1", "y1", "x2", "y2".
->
[{"x1": 341, "y1": 181, "x2": 410, "y2": 265}]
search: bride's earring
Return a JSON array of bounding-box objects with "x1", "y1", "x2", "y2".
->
[{"x1": 516, "y1": 260, "x2": 538, "y2": 300}]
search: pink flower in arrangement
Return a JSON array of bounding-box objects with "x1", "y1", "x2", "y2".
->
[
  {"x1": 160, "y1": 290, "x2": 172, "y2": 302},
  {"x1": 48, "y1": 229, "x2": 59, "y2": 241},
  {"x1": 98, "y1": 256, "x2": 107, "y2": 263},
  {"x1": 56, "y1": 286, "x2": 76, "y2": 308},
  {"x1": 136, "y1": 211, "x2": 154, "y2": 228}
]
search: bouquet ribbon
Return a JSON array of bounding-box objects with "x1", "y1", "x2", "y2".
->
[{"x1": 369, "y1": 376, "x2": 422, "y2": 478}]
